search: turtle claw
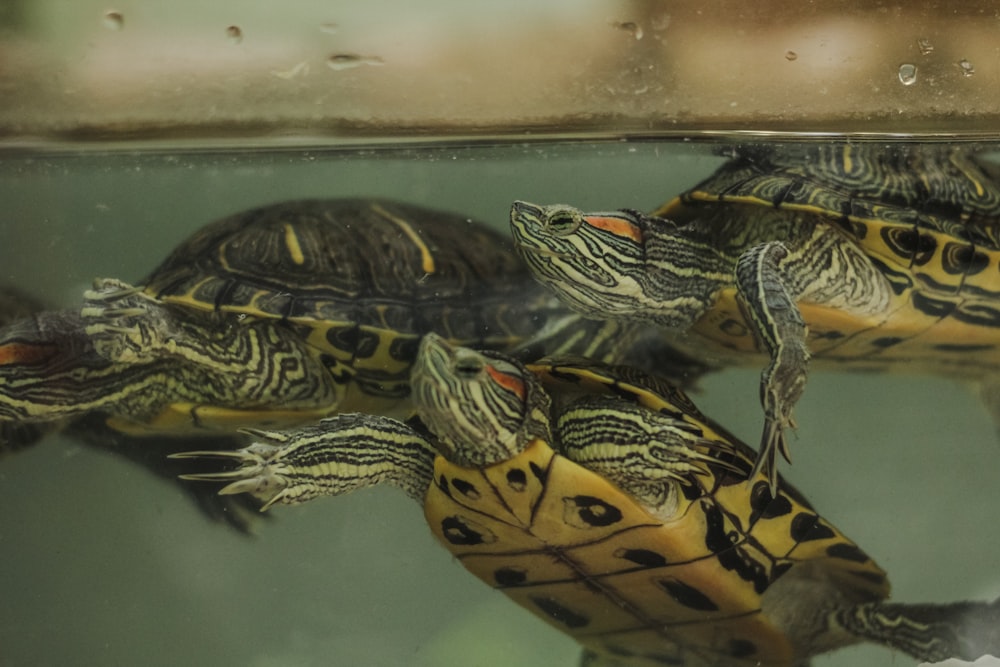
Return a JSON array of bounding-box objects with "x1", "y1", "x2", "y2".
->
[
  {"x1": 171, "y1": 441, "x2": 287, "y2": 483},
  {"x1": 173, "y1": 453, "x2": 282, "y2": 508},
  {"x1": 750, "y1": 417, "x2": 796, "y2": 495},
  {"x1": 95, "y1": 307, "x2": 149, "y2": 319},
  {"x1": 171, "y1": 437, "x2": 319, "y2": 509},
  {"x1": 83, "y1": 278, "x2": 143, "y2": 301}
]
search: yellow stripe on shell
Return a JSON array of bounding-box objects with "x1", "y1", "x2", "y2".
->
[
  {"x1": 372, "y1": 202, "x2": 437, "y2": 275},
  {"x1": 283, "y1": 223, "x2": 306, "y2": 265}
]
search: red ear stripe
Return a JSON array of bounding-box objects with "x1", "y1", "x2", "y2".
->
[
  {"x1": 584, "y1": 215, "x2": 643, "y2": 243},
  {"x1": 0, "y1": 342, "x2": 58, "y2": 366},
  {"x1": 485, "y1": 365, "x2": 526, "y2": 401}
]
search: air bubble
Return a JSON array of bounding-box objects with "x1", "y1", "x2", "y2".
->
[
  {"x1": 327, "y1": 54, "x2": 384, "y2": 71},
  {"x1": 958, "y1": 59, "x2": 975, "y2": 77},
  {"x1": 103, "y1": 10, "x2": 124, "y2": 31},
  {"x1": 916, "y1": 38, "x2": 934, "y2": 56},
  {"x1": 612, "y1": 21, "x2": 643, "y2": 40},
  {"x1": 897, "y1": 63, "x2": 917, "y2": 86},
  {"x1": 226, "y1": 25, "x2": 243, "y2": 44},
  {"x1": 785, "y1": 50, "x2": 798, "y2": 61}
]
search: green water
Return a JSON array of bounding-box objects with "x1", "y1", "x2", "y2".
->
[{"x1": 0, "y1": 141, "x2": 998, "y2": 667}]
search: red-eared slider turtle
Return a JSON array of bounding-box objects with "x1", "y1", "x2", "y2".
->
[
  {"x1": 0, "y1": 198, "x2": 640, "y2": 529},
  {"x1": 0, "y1": 197, "x2": 628, "y2": 444},
  {"x1": 179, "y1": 334, "x2": 1000, "y2": 666},
  {"x1": 509, "y1": 144, "x2": 1000, "y2": 487}
]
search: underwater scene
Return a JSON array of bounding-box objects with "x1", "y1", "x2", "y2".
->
[{"x1": 1, "y1": 140, "x2": 999, "y2": 667}]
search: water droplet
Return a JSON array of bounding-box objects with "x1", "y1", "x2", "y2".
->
[
  {"x1": 272, "y1": 61, "x2": 310, "y2": 80},
  {"x1": 897, "y1": 63, "x2": 918, "y2": 86},
  {"x1": 319, "y1": 22, "x2": 338, "y2": 35},
  {"x1": 327, "y1": 53, "x2": 384, "y2": 71},
  {"x1": 612, "y1": 21, "x2": 643, "y2": 40},
  {"x1": 958, "y1": 59, "x2": 975, "y2": 77},
  {"x1": 785, "y1": 50, "x2": 798, "y2": 62},
  {"x1": 916, "y1": 38, "x2": 934, "y2": 56},
  {"x1": 650, "y1": 13, "x2": 671, "y2": 32},
  {"x1": 103, "y1": 10, "x2": 124, "y2": 31},
  {"x1": 226, "y1": 25, "x2": 243, "y2": 44}
]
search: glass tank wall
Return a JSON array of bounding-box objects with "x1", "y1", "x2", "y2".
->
[{"x1": 1, "y1": 2, "x2": 999, "y2": 667}]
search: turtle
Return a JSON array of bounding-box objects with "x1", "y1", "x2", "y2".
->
[
  {"x1": 0, "y1": 197, "x2": 580, "y2": 438},
  {"x1": 0, "y1": 198, "x2": 648, "y2": 529},
  {"x1": 177, "y1": 333, "x2": 1000, "y2": 666},
  {"x1": 508, "y1": 143, "x2": 1000, "y2": 488}
]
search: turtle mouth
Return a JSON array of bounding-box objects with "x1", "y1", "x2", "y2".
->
[{"x1": 511, "y1": 243, "x2": 572, "y2": 261}]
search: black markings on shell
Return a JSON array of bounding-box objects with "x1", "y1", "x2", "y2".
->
[
  {"x1": 441, "y1": 515, "x2": 495, "y2": 546},
  {"x1": 562, "y1": 495, "x2": 623, "y2": 528},
  {"x1": 932, "y1": 342, "x2": 995, "y2": 352},
  {"x1": 911, "y1": 292, "x2": 957, "y2": 318},
  {"x1": 530, "y1": 596, "x2": 590, "y2": 629},
  {"x1": 881, "y1": 226, "x2": 927, "y2": 262},
  {"x1": 758, "y1": 492, "x2": 793, "y2": 520},
  {"x1": 450, "y1": 477, "x2": 480, "y2": 499},
  {"x1": 506, "y1": 468, "x2": 527, "y2": 491},
  {"x1": 871, "y1": 336, "x2": 904, "y2": 348},
  {"x1": 789, "y1": 512, "x2": 836, "y2": 542},
  {"x1": 387, "y1": 336, "x2": 420, "y2": 364},
  {"x1": 716, "y1": 546, "x2": 770, "y2": 594},
  {"x1": 702, "y1": 503, "x2": 732, "y2": 553},
  {"x1": 657, "y1": 578, "x2": 720, "y2": 611},
  {"x1": 826, "y1": 542, "x2": 871, "y2": 563},
  {"x1": 941, "y1": 241, "x2": 988, "y2": 275},
  {"x1": 771, "y1": 561, "x2": 794, "y2": 581},
  {"x1": 493, "y1": 566, "x2": 528, "y2": 586},
  {"x1": 955, "y1": 302, "x2": 1000, "y2": 327},
  {"x1": 614, "y1": 548, "x2": 668, "y2": 568}
]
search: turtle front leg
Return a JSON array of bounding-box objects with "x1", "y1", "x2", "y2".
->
[
  {"x1": 81, "y1": 278, "x2": 342, "y2": 411},
  {"x1": 556, "y1": 395, "x2": 738, "y2": 514},
  {"x1": 174, "y1": 413, "x2": 436, "y2": 509},
  {"x1": 735, "y1": 242, "x2": 810, "y2": 492}
]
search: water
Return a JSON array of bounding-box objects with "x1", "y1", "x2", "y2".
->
[{"x1": 1, "y1": 140, "x2": 999, "y2": 667}]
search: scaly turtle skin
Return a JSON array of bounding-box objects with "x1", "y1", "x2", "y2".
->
[
  {"x1": 509, "y1": 144, "x2": 1000, "y2": 487},
  {"x1": 0, "y1": 198, "x2": 641, "y2": 531},
  {"x1": 0, "y1": 197, "x2": 622, "y2": 445},
  {"x1": 179, "y1": 334, "x2": 1000, "y2": 666},
  {"x1": 0, "y1": 286, "x2": 266, "y2": 529}
]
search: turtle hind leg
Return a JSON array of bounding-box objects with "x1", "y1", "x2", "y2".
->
[{"x1": 836, "y1": 597, "x2": 1000, "y2": 663}]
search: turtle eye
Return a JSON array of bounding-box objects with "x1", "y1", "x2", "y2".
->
[
  {"x1": 452, "y1": 351, "x2": 485, "y2": 380},
  {"x1": 544, "y1": 209, "x2": 582, "y2": 236}
]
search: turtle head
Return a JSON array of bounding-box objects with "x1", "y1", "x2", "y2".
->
[
  {"x1": 411, "y1": 333, "x2": 551, "y2": 468},
  {"x1": 509, "y1": 201, "x2": 665, "y2": 322}
]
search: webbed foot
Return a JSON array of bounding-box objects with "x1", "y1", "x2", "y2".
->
[
  {"x1": 172, "y1": 433, "x2": 302, "y2": 510},
  {"x1": 173, "y1": 414, "x2": 436, "y2": 509}
]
